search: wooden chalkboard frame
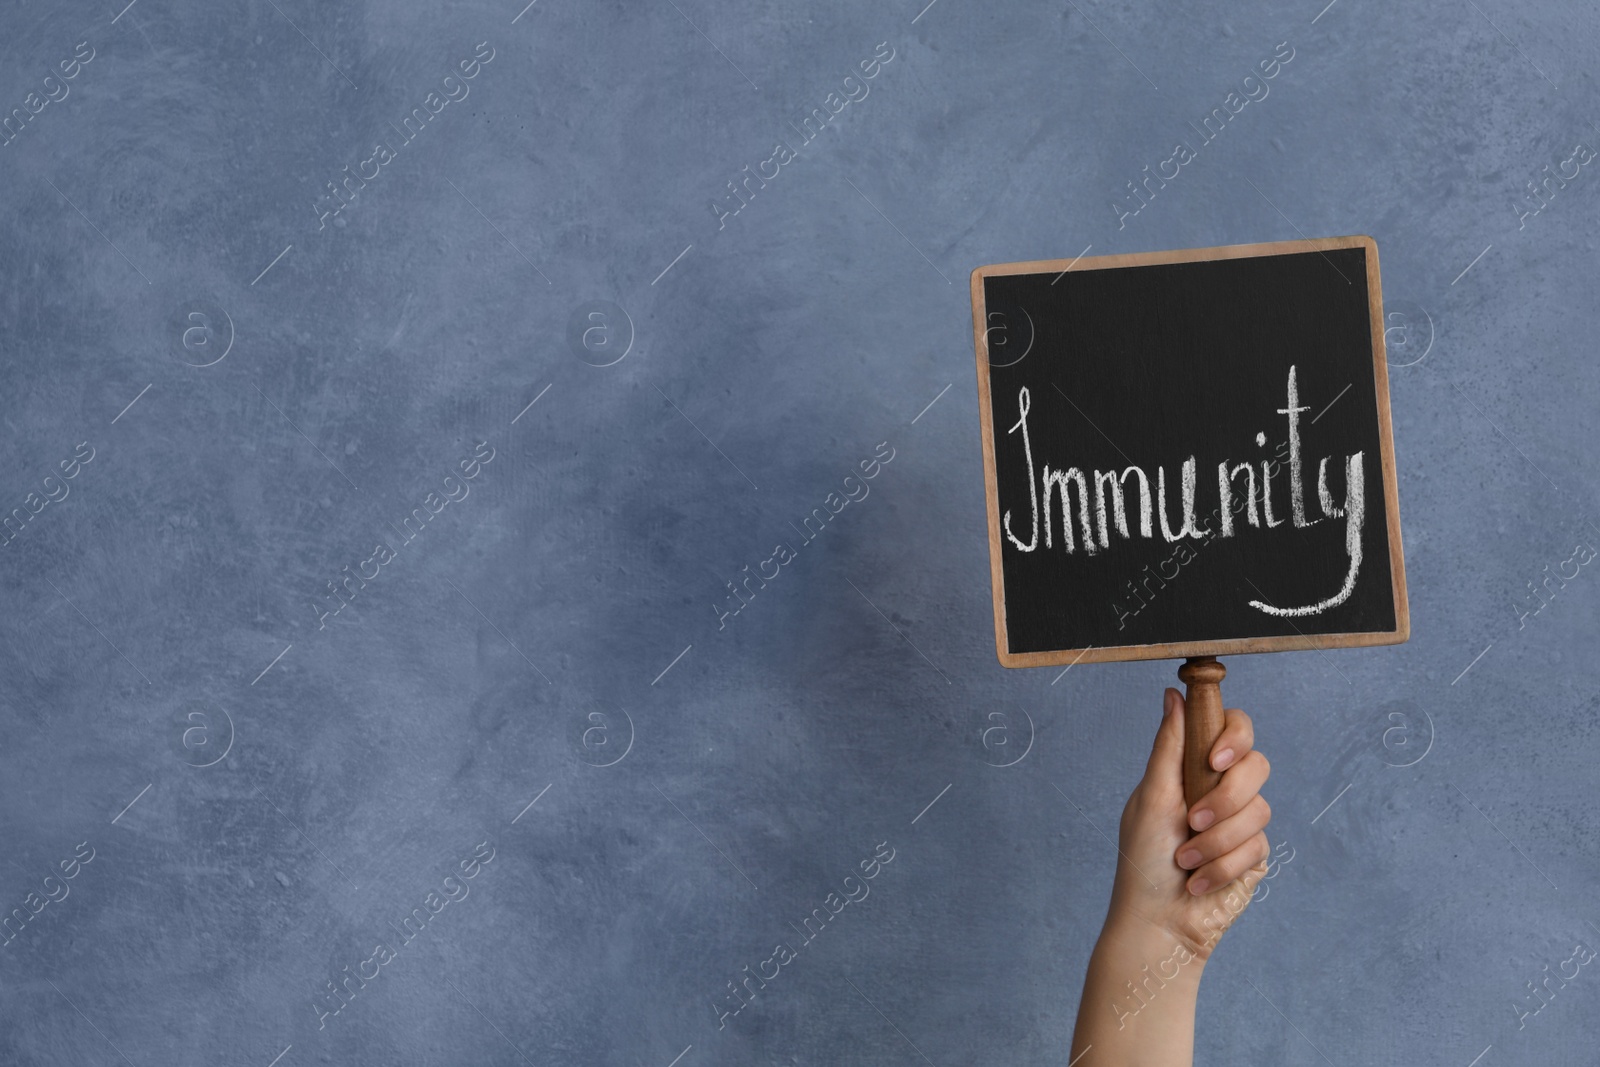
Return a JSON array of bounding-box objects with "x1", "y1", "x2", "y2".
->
[{"x1": 970, "y1": 235, "x2": 1410, "y2": 668}]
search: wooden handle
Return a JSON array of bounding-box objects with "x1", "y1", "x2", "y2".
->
[{"x1": 1177, "y1": 656, "x2": 1227, "y2": 812}]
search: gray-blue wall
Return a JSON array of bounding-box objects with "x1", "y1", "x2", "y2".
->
[{"x1": 1, "y1": 1, "x2": 1596, "y2": 1064}]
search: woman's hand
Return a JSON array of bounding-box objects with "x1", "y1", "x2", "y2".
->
[
  {"x1": 1070, "y1": 686, "x2": 1275, "y2": 1065},
  {"x1": 1105, "y1": 686, "x2": 1273, "y2": 961}
]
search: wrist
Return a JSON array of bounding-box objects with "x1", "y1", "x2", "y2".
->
[{"x1": 1094, "y1": 915, "x2": 1208, "y2": 991}]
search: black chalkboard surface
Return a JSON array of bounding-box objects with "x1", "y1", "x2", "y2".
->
[{"x1": 970, "y1": 237, "x2": 1408, "y2": 667}]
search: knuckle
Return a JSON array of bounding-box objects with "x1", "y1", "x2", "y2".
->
[
  {"x1": 1258, "y1": 796, "x2": 1272, "y2": 823},
  {"x1": 1211, "y1": 788, "x2": 1242, "y2": 821}
]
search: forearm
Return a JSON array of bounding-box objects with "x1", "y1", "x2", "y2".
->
[{"x1": 1070, "y1": 920, "x2": 1205, "y2": 1067}]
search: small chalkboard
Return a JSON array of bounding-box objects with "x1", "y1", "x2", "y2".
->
[{"x1": 970, "y1": 236, "x2": 1408, "y2": 668}]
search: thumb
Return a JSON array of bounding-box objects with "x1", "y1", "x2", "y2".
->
[{"x1": 1141, "y1": 687, "x2": 1186, "y2": 796}]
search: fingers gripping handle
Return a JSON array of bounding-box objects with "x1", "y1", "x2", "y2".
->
[{"x1": 1178, "y1": 656, "x2": 1227, "y2": 812}]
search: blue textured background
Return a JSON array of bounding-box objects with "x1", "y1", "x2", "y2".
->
[{"x1": 1, "y1": 1, "x2": 1596, "y2": 1064}]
